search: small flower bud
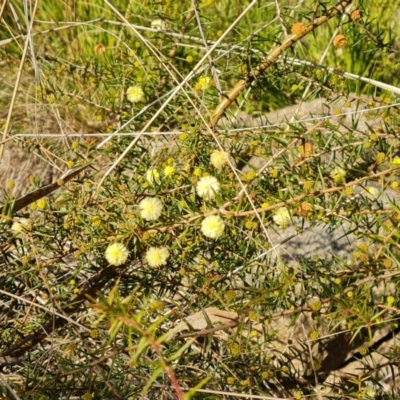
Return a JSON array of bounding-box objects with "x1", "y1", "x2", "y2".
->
[
  {"x1": 333, "y1": 34, "x2": 347, "y2": 48},
  {"x1": 291, "y1": 22, "x2": 307, "y2": 36},
  {"x1": 350, "y1": 10, "x2": 362, "y2": 21}
]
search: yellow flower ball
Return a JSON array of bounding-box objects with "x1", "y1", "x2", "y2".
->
[
  {"x1": 193, "y1": 168, "x2": 202, "y2": 177},
  {"x1": 390, "y1": 157, "x2": 400, "y2": 166},
  {"x1": 164, "y1": 165, "x2": 175, "y2": 177},
  {"x1": 138, "y1": 197, "x2": 163, "y2": 221},
  {"x1": 269, "y1": 169, "x2": 278, "y2": 178},
  {"x1": 126, "y1": 85, "x2": 144, "y2": 103},
  {"x1": 226, "y1": 377, "x2": 235, "y2": 385},
  {"x1": 273, "y1": 207, "x2": 291, "y2": 229},
  {"x1": 369, "y1": 133, "x2": 378, "y2": 141},
  {"x1": 37, "y1": 199, "x2": 47, "y2": 209},
  {"x1": 210, "y1": 150, "x2": 230, "y2": 170},
  {"x1": 309, "y1": 331, "x2": 319, "y2": 340},
  {"x1": 387, "y1": 296, "x2": 395, "y2": 306},
  {"x1": 6, "y1": 180, "x2": 15, "y2": 190},
  {"x1": 229, "y1": 343, "x2": 241, "y2": 355},
  {"x1": 105, "y1": 243, "x2": 129, "y2": 266},
  {"x1": 196, "y1": 176, "x2": 220, "y2": 200},
  {"x1": 376, "y1": 152, "x2": 385, "y2": 164},
  {"x1": 201, "y1": 215, "x2": 225, "y2": 239},
  {"x1": 310, "y1": 301, "x2": 321, "y2": 312},
  {"x1": 145, "y1": 246, "x2": 170, "y2": 267}
]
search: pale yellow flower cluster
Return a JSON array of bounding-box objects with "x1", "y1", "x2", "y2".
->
[
  {"x1": 196, "y1": 176, "x2": 220, "y2": 200},
  {"x1": 126, "y1": 85, "x2": 144, "y2": 103},
  {"x1": 138, "y1": 197, "x2": 163, "y2": 221},
  {"x1": 104, "y1": 156, "x2": 228, "y2": 269},
  {"x1": 104, "y1": 195, "x2": 171, "y2": 268},
  {"x1": 201, "y1": 215, "x2": 225, "y2": 239},
  {"x1": 105, "y1": 243, "x2": 129, "y2": 266},
  {"x1": 210, "y1": 150, "x2": 230, "y2": 170},
  {"x1": 145, "y1": 246, "x2": 170, "y2": 267},
  {"x1": 273, "y1": 207, "x2": 291, "y2": 229}
]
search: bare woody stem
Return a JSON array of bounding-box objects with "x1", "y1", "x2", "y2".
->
[{"x1": 210, "y1": 0, "x2": 353, "y2": 127}]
